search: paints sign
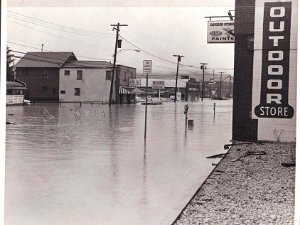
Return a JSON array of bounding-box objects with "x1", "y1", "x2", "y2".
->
[{"x1": 207, "y1": 20, "x2": 235, "y2": 43}]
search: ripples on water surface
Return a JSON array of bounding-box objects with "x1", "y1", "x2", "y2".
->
[{"x1": 5, "y1": 100, "x2": 232, "y2": 225}]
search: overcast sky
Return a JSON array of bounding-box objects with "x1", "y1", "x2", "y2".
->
[{"x1": 5, "y1": 0, "x2": 235, "y2": 77}]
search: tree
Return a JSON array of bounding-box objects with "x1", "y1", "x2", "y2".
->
[{"x1": 7, "y1": 47, "x2": 16, "y2": 81}]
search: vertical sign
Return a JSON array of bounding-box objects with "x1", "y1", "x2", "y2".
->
[
  {"x1": 143, "y1": 60, "x2": 152, "y2": 75},
  {"x1": 252, "y1": 0, "x2": 297, "y2": 141},
  {"x1": 254, "y1": 2, "x2": 294, "y2": 118}
]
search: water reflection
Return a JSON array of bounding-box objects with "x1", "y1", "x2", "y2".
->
[{"x1": 5, "y1": 100, "x2": 232, "y2": 225}]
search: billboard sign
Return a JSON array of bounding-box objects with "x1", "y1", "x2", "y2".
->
[
  {"x1": 152, "y1": 81, "x2": 165, "y2": 89},
  {"x1": 143, "y1": 60, "x2": 152, "y2": 75},
  {"x1": 207, "y1": 20, "x2": 235, "y2": 43}
]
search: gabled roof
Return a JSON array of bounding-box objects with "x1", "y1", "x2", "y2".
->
[
  {"x1": 62, "y1": 60, "x2": 113, "y2": 69},
  {"x1": 15, "y1": 52, "x2": 77, "y2": 68}
]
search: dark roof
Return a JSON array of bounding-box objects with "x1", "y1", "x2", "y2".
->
[
  {"x1": 62, "y1": 61, "x2": 113, "y2": 68},
  {"x1": 15, "y1": 52, "x2": 77, "y2": 68},
  {"x1": 7, "y1": 81, "x2": 27, "y2": 89},
  {"x1": 117, "y1": 64, "x2": 137, "y2": 70}
]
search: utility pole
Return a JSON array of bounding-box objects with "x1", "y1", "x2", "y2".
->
[
  {"x1": 200, "y1": 63, "x2": 207, "y2": 101},
  {"x1": 173, "y1": 54, "x2": 184, "y2": 102},
  {"x1": 218, "y1": 72, "x2": 224, "y2": 99},
  {"x1": 109, "y1": 23, "x2": 128, "y2": 106}
]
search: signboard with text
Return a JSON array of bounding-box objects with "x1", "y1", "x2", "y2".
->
[
  {"x1": 129, "y1": 78, "x2": 141, "y2": 87},
  {"x1": 152, "y1": 81, "x2": 165, "y2": 89},
  {"x1": 207, "y1": 20, "x2": 235, "y2": 43},
  {"x1": 251, "y1": 0, "x2": 297, "y2": 141},
  {"x1": 143, "y1": 60, "x2": 152, "y2": 75}
]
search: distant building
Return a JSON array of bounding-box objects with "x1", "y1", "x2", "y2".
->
[
  {"x1": 16, "y1": 52, "x2": 77, "y2": 101},
  {"x1": 15, "y1": 52, "x2": 137, "y2": 104},
  {"x1": 59, "y1": 61, "x2": 113, "y2": 103},
  {"x1": 116, "y1": 65, "x2": 137, "y2": 104},
  {"x1": 6, "y1": 81, "x2": 27, "y2": 105},
  {"x1": 139, "y1": 78, "x2": 188, "y2": 100},
  {"x1": 185, "y1": 79, "x2": 200, "y2": 101}
]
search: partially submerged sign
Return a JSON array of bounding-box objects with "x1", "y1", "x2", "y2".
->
[{"x1": 207, "y1": 20, "x2": 234, "y2": 43}]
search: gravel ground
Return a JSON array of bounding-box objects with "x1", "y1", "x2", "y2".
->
[{"x1": 173, "y1": 142, "x2": 296, "y2": 225}]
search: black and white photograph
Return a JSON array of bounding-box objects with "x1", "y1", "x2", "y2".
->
[{"x1": 1, "y1": 0, "x2": 299, "y2": 224}]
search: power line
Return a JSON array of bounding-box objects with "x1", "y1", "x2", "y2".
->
[
  {"x1": 119, "y1": 34, "x2": 178, "y2": 65},
  {"x1": 120, "y1": 34, "x2": 234, "y2": 71},
  {"x1": 8, "y1": 10, "x2": 113, "y2": 36},
  {"x1": 7, "y1": 41, "x2": 112, "y2": 61},
  {"x1": 8, "y1": 20, "x2": 113, "y2": 51},
  {"x1": 8, "y1": 15, "x2": 113, "y2": 38},
  {"x1": 8, "y1": 16, "x2": 99, "y2": 38},
  {"x1": 8, "y1": 41, "x2": 42, "y2": 51}
]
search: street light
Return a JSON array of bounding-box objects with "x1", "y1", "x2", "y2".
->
[
  {"x1": 117, "y1": 49, "x2": 141, "y2": 54},
  {"x1": 112, "y1": 49, "x2": 141, "y2": 58},
  {"x1": 228, "y1": 10, "x2": 235, "y2": 21}
]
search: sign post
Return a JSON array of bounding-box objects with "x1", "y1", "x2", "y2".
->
[{"x1": 143, "y1": 60, "x2": 152, "y2": 139}]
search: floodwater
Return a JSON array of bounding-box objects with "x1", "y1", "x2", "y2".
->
[{"x1": 5, "y1": 100, "x2": 232, "y2": 225}]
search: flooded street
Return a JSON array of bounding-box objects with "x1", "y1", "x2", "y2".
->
[{"x1": 5, "y1": 100, "x2": 232, "y2": 225}]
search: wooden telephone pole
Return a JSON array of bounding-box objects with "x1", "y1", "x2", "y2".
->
[
  {"x1": 218, "y1": 72, "x2": 224, "y2": 99},
  {"x1": 173, "y1": 54, "x2": 184, "y2": 102},
  {"x1": 200, "y1": 63, "x2": 207, "y2": 101},
  {"x1": 109, "y1": 23, "x2": 128, "y2": 106}
]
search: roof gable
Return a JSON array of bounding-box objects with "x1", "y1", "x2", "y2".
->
[{"x1": 15, "y1": 52, "x2": 77, "y2": 68}]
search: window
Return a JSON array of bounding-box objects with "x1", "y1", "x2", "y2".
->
[
  {"x1": 77, "y1": 70, "x2": 83, "y2": 80},
  {"x1": 60, "y1": 90, "x2": 66, "y2": 94},
  {"x1": 42, "y1": 86, "x2": 48, "y2": 92},
  {"x1": 74, "y1": 88, "x2": 80, "y2": 96},
  {"x1": 7, "y1": 90, "x2": 13, "y2": 95},
  {"x1": 64, "y1": 70, "x2": 70, "y2": 76},
  {"x1": 106, "y1": 71, "x2": 112, "y2": 80},
  {"x1": 43, "y1": 69, "x2": 48, "y2": 79},
  {"x1": 53, "y1": 88, "x2": 56, "y2": 94},
  {"x1": 12, "y1": 90, "x2": 19, "y2": 95},
  {"x1": 123, "y1": 72, "x2": 127, "y2": 81}
]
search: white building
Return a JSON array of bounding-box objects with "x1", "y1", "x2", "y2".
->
[{"x1": 59, "y1": 61, "x2": 113, "y2": 103}]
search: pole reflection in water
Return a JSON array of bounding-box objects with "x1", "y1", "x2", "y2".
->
[{"x1": 5, "y1": 100, "x2": 232, "y2": 225}]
